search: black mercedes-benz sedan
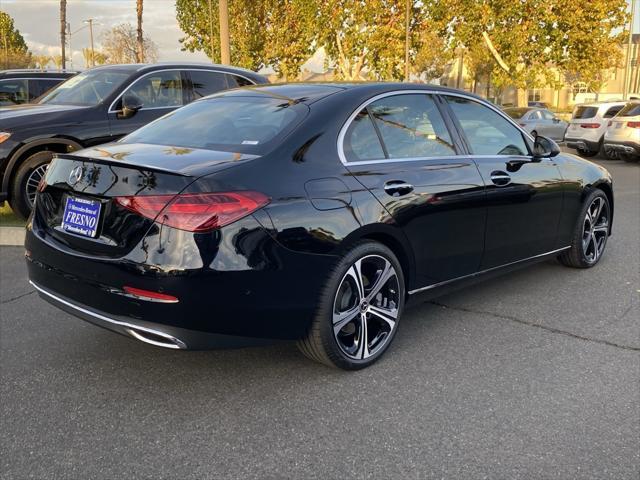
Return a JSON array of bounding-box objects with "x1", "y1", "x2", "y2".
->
[
  {"x1": 0, "y1": 62, "x2": 267, "y2": 219},
  {"x1": 26, "y1": 83, "x2": 614, "y2": 370}
]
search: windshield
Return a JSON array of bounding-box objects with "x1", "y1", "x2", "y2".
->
[
  {"x1": 122, "y1": 96, "x2": 308, "y2": 154},
  {"x1": 38, "y1": 69, "x2": 130, "y2": 106},
  {"x1": 504, "y1": 108, "x2": 530, "y2": 119}
]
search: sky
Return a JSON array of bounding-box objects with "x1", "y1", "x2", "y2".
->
[{"x1": 1, "y1": 0, "x2": 638, "y2": 72}]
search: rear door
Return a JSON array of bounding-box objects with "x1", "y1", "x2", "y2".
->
[
  {"x1": 342, "y1": 92, "x2": 487, "y2": 287},
  {"x1": 442, "y1": 95, "x2": 564, "y2": 268},
  {"x1": 108, "y1": 70, "x2": 188, "y2": 140}
]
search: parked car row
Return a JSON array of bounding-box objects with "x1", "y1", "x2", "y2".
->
[
  {"x1": 564, "y1": 100, "x2": 640, "y2": 162},
  {"x1": 0, "y1": 69, "x2": 77, "y2": 106},
  {"x1": 0, "y1": 63, "x2": 267, "y2": 219}
]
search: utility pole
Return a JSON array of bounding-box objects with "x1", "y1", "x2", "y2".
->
[
  {"x1": 404, "y1": 0, "x2": 410, "y2": 81},
  {"x1": 66, "y1": 22, "x2": 72, "y2": 70},
  {"x1": 84, "y1": 19, "x2": 96, "y2": 67},
  {"x1": 219, "y1": 0, "x2": 230, "y2": 65},
  {"x1": 624, "y1": 0, "x2": 637, "y2": 100},
  {"x1": 207, "y1": 0, "x2": 215, "y2": 62},
  {"x1": 60, "y1": 0, "x2": 67, "y2": 69}
]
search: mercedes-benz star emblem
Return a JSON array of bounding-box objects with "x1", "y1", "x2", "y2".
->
[{"x1": 68, "y1": 165, "x2": 83, "y2": 185}]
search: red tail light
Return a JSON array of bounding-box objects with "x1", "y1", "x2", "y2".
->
[
  {"x1": 115, "y1": 191, "x2": 270, "y2": 232},
  {"x1": 627, "y1": 121, "x2": 640, "y2": 128},
  {"x1": 580, "y1": 123, "x2": 601, "y2": 129}
]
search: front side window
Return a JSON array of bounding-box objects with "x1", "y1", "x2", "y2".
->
[
  {"x1": 540, "y1": 110, "x2": 555, "y2": 120},
  {"x1": 0, "y1": 79, "x2": 28, "y2": 105},
  {"x1": 123, "y1": 71, "x2": 184, "y2": 109},
  {"x1": 39, "y1": 70, "x2": 130, "y2": 106},
  {"x1": 445, "y1": 96, "x2": 529, "y2": 156},
  {"x1": 529, "y1": 110, "x2": 542, "y2": 120},
  {"x1": 122, "y1": 96, "x2": 307, "y2": 154}
]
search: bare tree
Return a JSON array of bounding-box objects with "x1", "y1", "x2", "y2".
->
[
  {"x1": 60, "y1": 0, "x2": 67, "y2": 68},
  {"x1": 136, "y1": 0, "x2": 144, "y2": 62},
  {"x1": 101, "y1": 23, "x2": 158, "y2": 64}
]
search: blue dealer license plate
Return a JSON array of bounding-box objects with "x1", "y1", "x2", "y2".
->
[{"x1": 61, "y1": 196, "x2": 102, "y2": 238}]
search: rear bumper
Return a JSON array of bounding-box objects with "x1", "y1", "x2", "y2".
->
[
  {"x1": 603, "y1": 140, "x2": 640, "y2": 155},
  {"x1": 30, "y1": 280, "x2": 275, "y2": 349},
  {"x1": 25, "y1": 212, "x2": 338, "y2": 347},
  {"x1": 565, "y1": 138, "x2": 600, "y2": 152}
]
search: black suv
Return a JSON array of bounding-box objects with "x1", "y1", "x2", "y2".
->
[
  {"x1": 0, "y1": 63, "x2": 267, "y2": 218},
  {"x1": 0, "y1": 70, "x2": 77, "y2": 106}
]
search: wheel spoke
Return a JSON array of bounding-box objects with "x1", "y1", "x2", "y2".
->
[
  {"x1": 345, "y1": 261, "x2": 365, "y2": 300},
  {"x1": 355, "y1": 313, "x2": 369, "y2": 359},
  {"x1": 593, "y1": 223, "x2": 609, "y2": 234},
  {"x1": 589, "y1": 233, "x2": 598, "y2": 260},
  {"x1": 332, "y1": 305, "x2": 359, "y2": 334},
  {"x1": 365, "y1": 259, "x2": 395, "y2": 302},
  {"x1": 368, "y1": 305, "x2": 397, "y2": 330},
  {"x1": 591, "y1": 198, "x2": 603, "y2": 223}
]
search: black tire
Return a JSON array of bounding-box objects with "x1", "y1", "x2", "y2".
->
[
  {"x1": 602, "y1": 145, "x2": 619, "y2": 160},
  {"x1": 621, "y1": 153, "x2": 640, "y2": 163},
  {"x1": 297, "y1": 241, "x2": 405, "y2": 370},
  {"x1": 559, "y1": 189, "x2": 610, "y2": 268},
  {"x1": 576, "y1": 147, "x2": 599, "y2": 158},
  {"x1": 9, "y1": 150, "x2": 54, "y2": 220}
]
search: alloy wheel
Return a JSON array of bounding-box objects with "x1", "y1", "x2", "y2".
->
[
  {"x1": 582, "y1": 197, "x2": 609, "y2": 264},
  {"x1": 332, "y1": 255, "x2": 400, "y2": 360},
  {"x1": 25, "y1": 163, "x2": 48, "y2": 207}
]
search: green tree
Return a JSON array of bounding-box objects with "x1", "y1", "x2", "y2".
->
[
  {"x1": 317, "y1": 0, "x2": 415, "y2": 81},
  {"x1": 176, "y1": 0, "x2": 267, "y2": 70},
  {"x1": 0, "y1": 11, "x2": 32, "y2": 68}
]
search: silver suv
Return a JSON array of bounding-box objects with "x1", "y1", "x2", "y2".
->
[
  {"x1": 604, "y1": 101, "x2": 640, "y2": 162},
  {"x1": 565, "y1": 101, "x2": 626, "y2": 158}
]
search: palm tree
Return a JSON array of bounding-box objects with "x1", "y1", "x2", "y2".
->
[
  {"x1": 60, "y1": 0, "x2": 67, "y2": 68},
  {"x1": 136, "y1": 0, "x2": 144, "y2": 62}
]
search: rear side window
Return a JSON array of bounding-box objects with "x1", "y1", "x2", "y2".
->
[
  {"x1": 343, "y1": 111, "x2": 385, "y2": 162},
  {"x1": 189, "y1": 70, "x2": 230, "y2": 99},
  {"x1": 445, "y1": 96, "x2": 529, "y2": 156},
  {"x1": 369, "y1": 94, "x2": 455, "y2": 159},
  {"x1": 617, "y1": 103, "x2": 640, "y2": 117},
  {"x1": 228, "y1": 75, "x2": 254, "y2": 88},
  {"x1": 28, "y1": 79, "x2": 62, "y2": 99},
  {"x1": 0, "y1": 79, "x2": 28, "y2": 105},
  {"x1": 528, "y1": 110, "x2": 542, "y2": 120},
  {"x1": 122, "y1": 96, "x2": 307, "y2": 154},
  {"x1": 573, "y1": 106, "x2": 598, "y2": 119},
  {"x1": 603, "y1": 106, "x2": 623, "y2": 118}
]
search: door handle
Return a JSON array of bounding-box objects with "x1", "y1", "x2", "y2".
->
[
  {"x1": 384, "y1": 180, "x2": 414, "y2": 196},
  {"x1": 490, "y1": 170, "x2": 511, "y2": 186}
]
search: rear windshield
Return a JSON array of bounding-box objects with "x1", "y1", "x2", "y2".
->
[
  {"x1": 617, "y1": 102, "x2": 640, "y2": 117},
  {"x1": 504, "y1": 108, "x2": 530, "y2": 119},
  {"x1": 122, "y1": 96, "x2": 308, "y2": 154},
  {"x1": 572, "y1": 106, "x2": 598, "y2": 119}
]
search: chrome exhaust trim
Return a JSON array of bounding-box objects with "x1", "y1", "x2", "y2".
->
[{"x1": 29, "y1": 280, "x2": 187, "y2": 349}]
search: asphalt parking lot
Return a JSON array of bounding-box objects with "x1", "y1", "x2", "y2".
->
[{"x1": 1, "y1": 156, "x2": 638, "y2": 479}]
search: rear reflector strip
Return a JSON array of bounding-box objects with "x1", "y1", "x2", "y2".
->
[
  {"x1": 627, "y1": 121, "x2": 640, "y2": 128},
  {"x1": 122, "y1": 286, "x2": 179, "y2": 303}
]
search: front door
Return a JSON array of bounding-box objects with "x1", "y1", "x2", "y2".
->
[
  {"x1": 342, "y1": 92, "x2": 487, "y2": 287},
  {"x1": 443, "y1": 95, "x2": 565, "y2": 269},
  {"x1": 108, "y1": 70, "x2": 187, "y2": 140}
]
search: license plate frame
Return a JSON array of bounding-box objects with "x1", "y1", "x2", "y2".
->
[{"x1": 61, "y1": 195, "x2": 102, "y2": 238}]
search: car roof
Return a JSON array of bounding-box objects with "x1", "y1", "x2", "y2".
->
[
  {"x1": 0, "y1": 70, "x2": 77, "y2": 79},
  {"x1": 576, "y1": 101, "x2": 627, "y2": 108},
  {"x1": 214, "y1": 82, "x2": 491, "y2": 105}
]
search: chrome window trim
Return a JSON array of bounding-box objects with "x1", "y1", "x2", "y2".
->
[
  {"x1": 337, "y1": 89, "x2": 535, "y2": 166},
  {"x1": 107, "y1": 67, "x2": 256, "y2": 114},
  {"x1": 408, "y1": 246, "x2": 571, "y2": 295}
]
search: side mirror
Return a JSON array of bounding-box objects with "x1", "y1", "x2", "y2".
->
[
  {"x1": 552, "y1": 117, "x2": 561, "y2": 124},
  {"x1": 533, "y1": 135, "x2": 561, "y2": 158},
  {"x1": 118, "y1": 94, "x2": 143, "y2": 119}
]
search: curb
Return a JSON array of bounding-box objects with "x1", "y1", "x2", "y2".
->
[{"x1": 0, "y1": 227, "x2": 25, "y2": 246}]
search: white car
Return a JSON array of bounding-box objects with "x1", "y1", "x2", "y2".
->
[
  {"x1": 604, "y1": 101, "x2": 640, "y2": 162},
  {"x1": 565, "y1": 101, "x2": 626, "y2": 158}
]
